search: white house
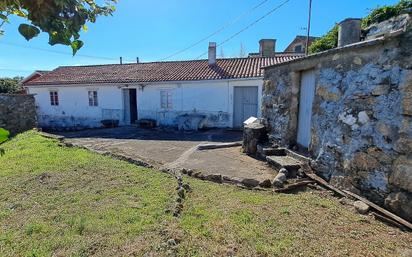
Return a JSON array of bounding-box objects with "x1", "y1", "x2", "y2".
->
[{"x1": 24, "y1": 41, "x2": 301, "y2": 130}]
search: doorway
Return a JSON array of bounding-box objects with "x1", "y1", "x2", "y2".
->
[
  {"x1": 129, "y1": 89, "x2": 137, "y2": 124},
  {"x1": 233, "y1": 86, "x2": 258, "y2": 128},
  {"x1": 297, "y1": 69, "x2": 316, "y2": 148}
]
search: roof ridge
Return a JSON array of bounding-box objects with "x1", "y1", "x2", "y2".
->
[{"x1": 55, "y1": 54, "x2": 303, "y2": 69}]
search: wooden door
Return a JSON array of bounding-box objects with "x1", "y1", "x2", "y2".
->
[
  {"x1": 233, "y1": 86, "x2": 258, "y2": 128},
  {"x1": 297, "y1": 70, "x2": 316, "y2": 148}
]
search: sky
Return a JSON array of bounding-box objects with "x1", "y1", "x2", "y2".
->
[{"x1": 0, "y1": 0, "x2": 400, "y2": 77}]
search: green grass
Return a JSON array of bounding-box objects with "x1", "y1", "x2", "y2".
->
[{"x1": 0, "y1": 131, "x2": 411, "y2": 256}]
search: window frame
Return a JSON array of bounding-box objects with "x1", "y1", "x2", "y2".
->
[
  {"x1": 88, "y1": 90, "x2": 98, "y2": 107},
  {"x1": 160, "y1": 90, "x2": 173, "y2": 110},
  {"x1": 49, "y1": 91, "x2": 59, "y2": 106},
  {"x1": 294, "y1": 44, "x2": 303, "y2": 53}
]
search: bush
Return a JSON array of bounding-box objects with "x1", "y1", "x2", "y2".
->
[
  {"x1": 0, "y1": 77, "x2": 23, "y2": 94},
  {"x1": 362, "y1": 0, "x2": 412, "y2": 27},
  {"x1": 309, "y1": 0, "x2": 412, "y2": 54},
  {"x1": 308, "y1": 25, "x2": 338, "y2": 54}
]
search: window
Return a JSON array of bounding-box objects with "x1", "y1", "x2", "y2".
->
[
  {"x1": 294, "y1": 44, "x2": 303, "y2": 53},
  {"x1": 88, "y1": 91, "x2": 98, "y2": 106},
  {"x1": 160, "y1": 90, "x2": 172, "y2": 109},
  {"x1": 49, "y1": 91, "x2": 59, "y2": 106}
]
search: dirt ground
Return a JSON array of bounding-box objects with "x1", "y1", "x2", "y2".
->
[{"x1": 58, "y1": 126, "x2": 276, "y2": 183}]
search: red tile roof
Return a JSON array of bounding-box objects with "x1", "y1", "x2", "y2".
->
[{"x1": 25, "y1": 55, "x2": 302, "y2": 86}]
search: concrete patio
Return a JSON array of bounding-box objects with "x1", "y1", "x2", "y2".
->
[{"x1": 57, "y1": 126, "x2": 276, "y2": 186}]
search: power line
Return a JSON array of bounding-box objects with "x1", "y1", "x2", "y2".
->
[
  {"x1": 0, "y1": 68, "x2": 34, "y2": 73},
  {"x1": 195, "y1": 0, "x2": 291, "y2": 59},
  {"x1": 0, "y1": 41, "x2": 135, "y2": 62},
  {"x1": 159, "y1": 0, "x2": 272, "y2": 61}
]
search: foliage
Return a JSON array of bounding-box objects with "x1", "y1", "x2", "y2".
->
[
  {"x1": 362, "y1": 0, "x2": 412, "y2": 27},
  {"x1": 0, "y1": 0, "x2": 117, "y2": 54},
  {"x1": 308, "y1": 25, "x2": 338, "y2": 54},
  {"x1": 0, "y1": 77, "x2": 23, "y2": 94},
  {"x1": 309, "y1": 0, "x2": 412, "y2": 54}
]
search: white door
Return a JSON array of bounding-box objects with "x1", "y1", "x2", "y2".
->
[
  {"x1": 297, "y1": 70, "x2": 316, "y2": 148},
  {"x1": 233, "y1": 86, "x2": 258, "y2": 128}
]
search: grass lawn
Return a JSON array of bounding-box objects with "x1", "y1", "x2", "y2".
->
[{"x1": 0, "y1": 131, "x2": 411, "y2": 257}]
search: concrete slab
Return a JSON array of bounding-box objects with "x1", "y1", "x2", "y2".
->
[{"x1": 57, "y1": 127, "x2": 275, "y2": 184}]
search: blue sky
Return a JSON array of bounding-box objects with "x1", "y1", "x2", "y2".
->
[{"x1": 0, "y1": 0, "x2": 399, "y2": 77}]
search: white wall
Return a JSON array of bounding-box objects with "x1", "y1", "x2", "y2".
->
[
  {"x1": 26, "y1": 85, "x2": 124, "y2": 129},
  {"x1": 26, "y1": 78, "x2": 263, "y2": 129},
  {"x1": 137, "y1": 78, "x2": 263, "y2": 128}
]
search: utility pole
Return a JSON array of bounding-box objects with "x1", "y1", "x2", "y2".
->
[{"x1": 305, "y1": 0, "x2": 313, "y2": 55}]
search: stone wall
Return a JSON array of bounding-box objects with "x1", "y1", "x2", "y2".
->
[
  {"x1": 262, "y1": 14, "x2": 412, "y2": 221},
  {"x1": 0, "y1": 94, "x2": 37, "y2": 134}
]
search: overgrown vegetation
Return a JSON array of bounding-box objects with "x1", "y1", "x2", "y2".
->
[
  {"x1": 0, "y1": 131, "x2": 411, "y2": 256},
  {"x1": 362, "y1": 0, "x2": 412, "y2": 27},
  {"x1": 0, "y1": 77, "x2": 23, "y2": 94},
  {"x1": 309, "y1": 0, "x2": 412, "y2": 54}
]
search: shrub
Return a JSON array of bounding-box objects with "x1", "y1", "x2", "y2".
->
[
  {"x1": 362, "y1": 0, "x2": 412, "y2": 27},
  {"x1": 0, "y1": 77, "x2": 23, "y2": 94},
  {"x1": 309, "y1": 0, "x2": 412, "y2": 54},
  {"x1": 308, "y1": 25, "x2": 338, "y2": 54}
]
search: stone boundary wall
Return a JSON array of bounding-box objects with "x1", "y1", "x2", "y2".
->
[
  {"x1": 261, "y1": 14, "x2": 412, "y2": 221},
  {"x1": 0, "y1": 94, "x2": 37, "y2": 134}
]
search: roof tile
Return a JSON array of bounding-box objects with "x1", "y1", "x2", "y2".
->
[{"x1": 25, "y1": 55, "x2": 302, "y2": 86}]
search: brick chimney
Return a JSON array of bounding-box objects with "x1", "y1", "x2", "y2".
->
[
  {"x1": 208, "y1": 42, "x2": 217, "y2": 65},
  {"x1": 259, "y1": 39, "x2": 276, "y2": 57}
]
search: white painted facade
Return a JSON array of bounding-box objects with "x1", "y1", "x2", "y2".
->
[{"x1": 25, "y1": 78, "x2": 263, "y2": 129}]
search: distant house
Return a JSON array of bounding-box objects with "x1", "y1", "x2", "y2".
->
[
  {"x1": 21, "y1": 70, "x2": 49, "y2": 86},
  {"x1": 23, "y1": 41, "x2": 302, "y2": 130},
  {"x1": 283, "y1": 35, "x2": 319, "y2": 53}
]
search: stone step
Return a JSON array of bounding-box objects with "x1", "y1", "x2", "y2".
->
[
  {"x1": 257, "y1": 144, "x2": 286, "y2": 158},
  {"x1": 266, "y1": 155, "x2": 302, "y2": 174}
]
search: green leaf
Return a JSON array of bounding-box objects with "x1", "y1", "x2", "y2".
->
[
  {"x1": 0, "y1": 128, "x2": 10, "y2": 144},
  {"x1": 0, "y1": 13, "x2": 8, "y2": 20},
  {"x1": 18, "y1": 24, "x2": 40, "y2": 41},
  {"x1": 71, "y1": 40, "x2": 84, "y2": 55}
]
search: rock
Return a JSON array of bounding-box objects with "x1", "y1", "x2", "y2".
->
[
  {"x1": 192, "y1": 171, "x2": 202, "y2": 178},
  {"x1": 181, "y1": 168, "x2": 187, "y2": 174},
  {"x1": 204, "y1": 174, "x2": 223, "y2": 183},
  {"x1": 389, "y1": 156, "x2": 412, "y2": 192},
  {"x1": 259, "y1": 179, "x2": 272, "y2": 188},
  {"x1": 357, "y1": 111, "x2": 370, "y2": 124},
  {"x1": 182, "y1": 183, "x2": 191, "y2": 192},
  {"x1": 393, "y1": 138, "x2": 412, "y2": 154},
  {"x1": 402, "y1": 91, "x2": 412, "y2": 116},
  {"x1": 330, "y1": 175, "x2": 361, "y2": 195},
  {"x1": 371, "y1": 84, "x2": 390, "y2": 95},
  {"x1": 272, "y1": 172, "x2": 287, "y2": 188},
  {"x1": 279, "y1": 168, "x2": 288, "y2": 175},
  {"x1": 339, "y1": 197, "x2": 354, "y2": 206},
  {"x1": 167, "y1": 239, "x2": 177, "y2": 246},
  {"x1": 353, "y1": 200, "x2": 370, "y2": 214},
  {"x1": 186, "y1": 169, "x2": 194, "y2": 176},
  {"x1": 385, "y1": 192, "x2": 412, "y2": 222},
  {"x1": 177, "y1": 188, "x2": 185, "y2": 199},
  {"x1": 351, "y1": 152, "x2": 379, "y2": 171},
  {"x1": 241, "y1": 178, "x2": 260, "y2": 188}
]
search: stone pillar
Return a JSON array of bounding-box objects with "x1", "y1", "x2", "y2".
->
[
  {"x1": 243, "y1": 123, "x2": 267, "y2": 155},
  {"x1": 338, "y1": 18, "x2": 362, "y2": 47}
]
